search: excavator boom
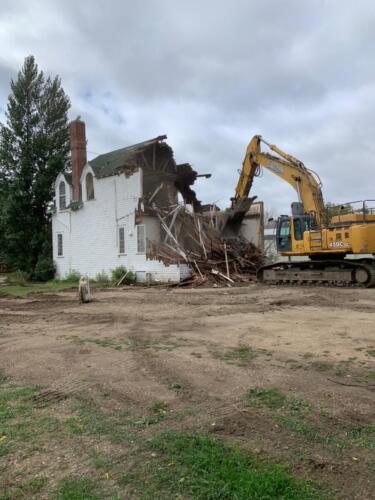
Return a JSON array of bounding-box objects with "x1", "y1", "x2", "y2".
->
[{"x1": 233, "y1": 135, "x2": 325, "y2": 226}]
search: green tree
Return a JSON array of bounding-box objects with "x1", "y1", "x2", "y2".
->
[
  {"x1": 325, "y1": 202, "x2": 354, "y2": 220},
  {"x1": 0, "y1": 56, "x2": 70, "y2": 277}
]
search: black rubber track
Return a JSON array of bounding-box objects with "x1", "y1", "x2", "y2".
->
[{"x1": 257, "y1": 259, "x2": 375, "y2": 288}]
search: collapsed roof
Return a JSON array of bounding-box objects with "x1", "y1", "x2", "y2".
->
[{"x1": 89, "y1": 135, "x2": 202, "y2": 209}]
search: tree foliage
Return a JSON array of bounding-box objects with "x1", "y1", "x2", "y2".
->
[
  {"x1": 325, "y1": 202, "x2": 354, "y2": 219},
  {"x1": 0, "y1": 56, "x2": 70, "y2": 277}
]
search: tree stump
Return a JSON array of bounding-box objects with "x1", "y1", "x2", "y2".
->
[{"x1": 78, "y1": 276, "x2": 91, "y2": 303}]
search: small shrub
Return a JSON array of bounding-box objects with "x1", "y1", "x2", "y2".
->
[
  {"x1": 33, "y1": 256, "x2": 56, "y2": 282},
  {"x1": 111, "y1": 266, "x2": 136, "y2": 285},
  {"x1": 95, "y1": 271, "x2": 111, "y2": 285},
  {"x1": 7, "y1": 270, "x2": 29, "y2": 286},
  {"x1": 64, "y1": 269, "x2": 81, "y2": 283}
]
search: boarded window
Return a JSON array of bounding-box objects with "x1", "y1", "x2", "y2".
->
[
  {"x1": 86, "y1": 173, "x2": 94, "y2": 200},
  {"x1": 137, "y1": 225, "x2": 146, "y2": 253},
  {"x1": 119, "y1": 227, "x2": 125, "y2": 254},
  {"x1": 59, "y1": 182, "x2": 66, "y2": 210},
  {"x1": 57, "y1": 234, "x2": 63, "y2": 256}
]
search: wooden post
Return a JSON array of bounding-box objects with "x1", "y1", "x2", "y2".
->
[{"x1": 224, "y1": 242, "x2": 230, "y2": 279}]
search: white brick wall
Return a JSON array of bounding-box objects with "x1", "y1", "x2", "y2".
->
[{"x1": 52, "y1": 165, "x2": 191, "y2": 282}]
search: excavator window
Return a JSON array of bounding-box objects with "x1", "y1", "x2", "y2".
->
[
  {"x1": 280, "y1": 219, "x2": 291, "y2": 237},
  {"x1": 277, "y1": 217, "x2": 292, "y2": 252},
  {"x1": 294, "y1": 218, "x2": 303, "y2": 240},
  {"x1": 294, "y1": 216, "x2": 312, "y2": 240}
]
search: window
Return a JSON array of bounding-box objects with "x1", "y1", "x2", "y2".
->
[
  {"x1": 293, "y1": 218, "x2": 303, "y2": 240},
  {"x1": 279, "y1": 219, "x2": 291, "y2": 237},
  {"x1": 86, "y1": 172, "x2": 94, "y2": 200},
  {"x1": 137, "y1": 225, "x2": 146, "y2": 253},
  {"x1": 59, "y1": 182, "x2": 66, "y2": 210},
  {"x1": 119, "y1": 227, "x2": 125, "y2": 254},
  {"x1": 57, "y1": 234, "x2": 63, "y2": 256}
]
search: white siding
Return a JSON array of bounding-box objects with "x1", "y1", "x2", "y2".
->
[{"x1": 52, "y1": 165, "x2": 189, "y2": 282}]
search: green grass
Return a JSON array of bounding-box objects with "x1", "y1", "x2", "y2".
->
[
  {"x1": 0, "y1": 383, "x2": 60, "y2": 456},
  {"x1": 0, "y1": 280, "x2": 76, "y2": 297},
  {"x1": 136, "y1": 432, "x2": 321, "y2": 499},
  {"x1": 67, "y1": 399, "x2": 132, "y2": 444},
  {"x1": 286, "y1": 398, "x2": 311, "y2": 413},
  {"x1": 0, "y1": 377, "x2": 332, "y2": 499},
  {"x1": 274, "y1": 414, "x2": 318, "y2": 441},
  {"x1": 245, "y1": 388, "x2": 286, "y2": 409},
  {"x1": 212, "y1": 345, "x2": 258, "y2": 366},
  {"x1": 90, "y1": 338, "x2": 123, "y2": 350},
  {"x1": 56, "y1": 477, "x2": 101, "y2": 500},
  {"x1": 0, "y1": 476, "x2": 47, "y2": 499},
  {"x1": 349, "y1": 426, "x2": 375, "y2": 449},
  {"x1": 245, "y1": 387, "x2": 374, "y2": 452}
]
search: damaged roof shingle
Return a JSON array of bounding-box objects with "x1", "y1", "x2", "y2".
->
[{"x1": 89, "y1": 135, "x2": 168, "y2": 178}]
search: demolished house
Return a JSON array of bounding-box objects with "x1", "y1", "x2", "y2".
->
[{"x1": 52, "y1": 119, "x2": 264, "y2": 284}]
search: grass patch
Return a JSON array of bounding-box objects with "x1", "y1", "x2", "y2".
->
[
  {"x1": 0, "y1": 280, "x2": 76, "y2": 297},
  {"x1": 136, "y1": 432, "x2": 321, "y2": 499},
  {"x1": 274, "y1": 414, "x2": 318, "y2": 441},
  {"x1": 0, "y1": 383, "x2": 60, "y2": 455},
  {"x1": 56, "y1": 477, "x2": 101, "y2": 500},
  {"x1": 367, "y1": 349, "x2": 375, "y2": 357},
  {"x1": 211, "y1": 345, "x2": 258, "y2": 366},
  {"x1": 62, "y1": 335, "x2": 123, "y2": 350},
  {"x1": 0, "y1": 476, "x2": 47, "y2": 499},
  {"x1": 67, "y1": 399, "x2": 132, "y2": 444},
  {"x1": 245, "y1": 388, "x2": 286, "y2": 409},
  {"x1": 349, "y1": 426, "x2": 375, "y2": 449},
  {"x1": 286, "y1": 398, "x2": 311, "y2": 413},
  {"x1": 128, "y1": 400, "x2": 170, "y2": 427},
  {"x1": 90, "y1": 338, "x2": 122, "y2": 350}
]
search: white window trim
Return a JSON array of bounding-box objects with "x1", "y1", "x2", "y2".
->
[
  {"x1": 57, "y1": 233, "x2": 64, "y2": 257},
  {"x1": 137, "y1": 224, "x2": 146, "y2": 254},
  {"x1": 59, "y1": 181, "x2": 67, "y2": 211},
  {"x1": 118, "y1": 226, "x2": 126, "y2": 255}
]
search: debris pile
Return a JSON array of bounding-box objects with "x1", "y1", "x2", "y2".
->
[{"x1": 148, "y1": 205, "x2": 264, "y2": 286}]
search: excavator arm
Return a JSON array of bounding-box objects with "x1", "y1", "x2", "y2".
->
[{"x1": 232, "y1": 135, "x2": 326, "y2": 227}]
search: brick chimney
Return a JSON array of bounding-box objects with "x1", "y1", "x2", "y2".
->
[{"x1": 69, "y1": 119, "x2": 87, "y2": 201}]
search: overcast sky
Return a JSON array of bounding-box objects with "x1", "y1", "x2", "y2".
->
[{"x1": 1, "y1": 0, "x2": 375, "y2": 214}]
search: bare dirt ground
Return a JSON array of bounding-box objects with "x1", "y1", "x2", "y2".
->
[{"x1": 0, "y1": 284, "x2": 374, "y2": 498}]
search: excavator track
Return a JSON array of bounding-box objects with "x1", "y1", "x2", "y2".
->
[{"x1": 257, "y1": 260, "x2": 375, "y2": 288}]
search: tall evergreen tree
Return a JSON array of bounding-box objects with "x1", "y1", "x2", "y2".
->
[{"x1": 0, "y1": 56, "x2": 70, "y2": 276}]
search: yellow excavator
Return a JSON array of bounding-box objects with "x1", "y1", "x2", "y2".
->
[{"x1": 231, "y1": 135, "x2": 375, "y2": 287}]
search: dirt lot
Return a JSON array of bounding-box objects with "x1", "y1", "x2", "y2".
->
[{"x1": 0, "y1": 284, "x2": 374, "y2": 498}]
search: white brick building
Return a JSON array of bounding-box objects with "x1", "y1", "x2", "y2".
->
[{"x1": 52, "y1": 120, "x2": 195, "y2": 282}]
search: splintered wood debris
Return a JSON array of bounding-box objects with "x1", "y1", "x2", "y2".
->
[{"x1": 148, "y1": 204, "x2": 264, "y2": 287}]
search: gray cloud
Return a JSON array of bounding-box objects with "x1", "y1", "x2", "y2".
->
[{"x1": 1, "y1": 0, "x2": 375, "y2": 213}]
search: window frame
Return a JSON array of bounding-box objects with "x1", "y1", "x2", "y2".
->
[
  {"x1": 59, "y1": 181, "x2": 66, "y2": 210},
  {"x1": 57, "y1": 233, "x2": 63, "y2": 257},
  {"x1": 137, "y1": 224, "x2": 146, "y2": 254},
  {"x1": 118, "y1": 226, "x2": 126, "y2": 255}
]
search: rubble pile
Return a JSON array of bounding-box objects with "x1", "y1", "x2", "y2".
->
[{"x1": 148, "y1": 205, "x2": 264, "y2": 286}]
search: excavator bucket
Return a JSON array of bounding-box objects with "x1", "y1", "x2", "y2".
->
[{"x1": 221, "y1": 196, "x2": 257, "y2": 238}]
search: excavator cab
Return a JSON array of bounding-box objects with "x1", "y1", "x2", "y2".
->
[
  {"x1": 276, "y1": 216, "x2": 292, "y2": 252},
  {"x1": 276, "y1": 205, "x2": 314, "y2": 253}
]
